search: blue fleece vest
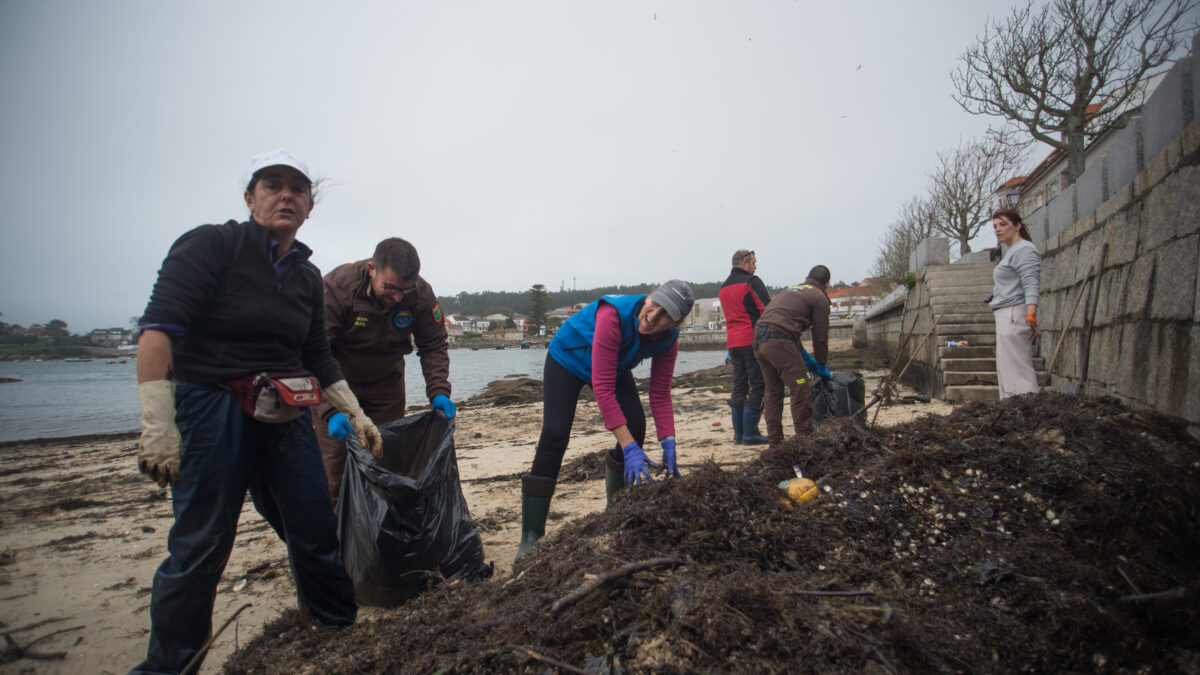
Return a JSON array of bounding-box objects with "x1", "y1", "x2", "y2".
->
[{"x1": 548, "y1": 294, "x2": 679, "y2": 383}]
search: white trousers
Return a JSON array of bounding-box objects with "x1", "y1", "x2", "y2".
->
[{"x1": 994, "y1": 305, "x2": 1039, "y2": 399}]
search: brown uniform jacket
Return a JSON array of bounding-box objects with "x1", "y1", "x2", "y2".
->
[
  {"x1": 757, "y1": 282, "x2": 832, "y2": 364},
  {"x1": 322, "y1": 260, "x2": 451, "y2": 400}
]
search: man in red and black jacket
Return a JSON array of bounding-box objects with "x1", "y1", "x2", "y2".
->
[{"x1": 718, "y1": 249, "x2": 771, "y2": 444}]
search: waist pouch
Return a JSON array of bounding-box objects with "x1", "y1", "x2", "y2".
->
[
  {"x1": 753, "y1": 323, "x2": 794, "y2": 349},
  {"x1": 227, "y1": 371, "x2": 322, "y2": 423}
]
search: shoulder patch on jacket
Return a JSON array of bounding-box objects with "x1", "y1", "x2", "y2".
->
[{"x1": 431, "y1": 303, "x2": 443, "y2": 323}]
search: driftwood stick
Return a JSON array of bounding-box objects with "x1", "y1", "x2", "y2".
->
[
  {"x1": 1, "y1": 624, "x2": 85, "y2": 662},
  {"x1": 19, "y1": 625, "x2": 84, "y2": 652},
  {"x1": 1047, "y1": 264, "x2": 1096, "y2": 378},
  {"x1": 867, "y1": 308, "x2": 948, "y2": 428},
  {"x1": 181, "y1": 603, "x2": 252, "y2": 675},
  {"x1": 1116, "y1": 564, "x2": 1141, "y2": 594},
  {"x1": 895, "y1": 308, "x2": 949, "y2": 383},
  {"x1": 508, "y1": 644, "x2": 591, "y2": 675},
  {"x1": 550, "y1": 557, "x2": 684, "y2": 614},
  {"x1": 863, "y1": 286, "x2": 925, "y2": 420},
  {"x1": 1078, "y1": 242, "x2": 1109, "y2": 393},
  {"x1": 888, "y1": 283, "x2": 924, "y2": 379},
  {"x1": 6, "y1": 617, "x2": 68, "y2": 635},
  {"x1": 1118, "y1": 587, "x2": 1188, "y2": 605}
]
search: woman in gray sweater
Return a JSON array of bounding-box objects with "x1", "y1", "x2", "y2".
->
[{"x1": 989, "y1": 208, "x2": 1041, "y2": 398}]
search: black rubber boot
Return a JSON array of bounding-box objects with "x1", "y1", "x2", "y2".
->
[
  {"x1": 515, "y1": 474, "x2": 555, "y2": 564},
  {"x1": 730, "y1": 405, "x2": 745, "y2": 444},
  {"x1": 605, "y1": 448, "x2": 626, "y2": 505},
  {"x1": 741, "y1": 407, "x2": 769, "y2": 445}
]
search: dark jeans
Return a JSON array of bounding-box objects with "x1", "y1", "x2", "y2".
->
[
  {"x1": 728, "y1": 345, "x2": 765, "y2": 410},
  {"x1": 134, "y1": 381, "x2": 356, "y2": 674},
  {"x1": 529, "y1": 354, "x2": 645, "y2": 481}
]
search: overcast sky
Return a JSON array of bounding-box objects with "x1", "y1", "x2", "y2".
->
[{"x1": 2, "y1": 0, "x2": 1034, "y2": 332}]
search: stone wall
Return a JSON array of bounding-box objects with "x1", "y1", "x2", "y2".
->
[
  {"x1": 865, "y1": 42, "x2": 1200, "y2": 437},
  {"x1": 1035, "y1": 120, "x2": 1199, "y2": 433},
  {"x1": 1031, "y1": 38, "x2": 1200, "y2": 437}
]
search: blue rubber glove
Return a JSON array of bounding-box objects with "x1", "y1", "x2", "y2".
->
[
  {"x1": 431, "y1": 394, "x2": 456, "y2": 418},
  {"x1": 817, "y1": 364, "x2": 833, "y2": 381},
  {"x1": 622, "y1": 441, "x2": 660, "y2": 487},
  {"x1": 660, "y1": 437, "x2": 681, "y2": 478},
  {"x1": 800, "y1": 347, "x2": 818, "y2": 375},
  {"x1": 328, "y1": 412, "x2": 355, "y2": 441}
]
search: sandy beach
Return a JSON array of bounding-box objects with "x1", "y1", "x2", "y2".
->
[{"x1": 0, "y1": 340, "x2": 951, "y2": 673}]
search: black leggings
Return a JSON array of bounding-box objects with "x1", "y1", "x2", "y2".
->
[{"x1": 529, "y1": 354, "x2": 646, "y2": 481}]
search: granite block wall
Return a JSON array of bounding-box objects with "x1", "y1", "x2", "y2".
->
[{"x1": 865, "y1": 51, "x2": 1200, "y2": 437}]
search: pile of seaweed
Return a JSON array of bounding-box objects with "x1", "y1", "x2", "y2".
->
[
  {"x1": 461, "y1": 377, "x2": 545, "y2": 407},
  {"x1": 226, "y1": 394, "x2": 1200, "y2": 673}
]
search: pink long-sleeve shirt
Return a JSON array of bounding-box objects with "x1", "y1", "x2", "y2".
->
[{"x1": 591, "y1": 303, "x2": 677, "y2": 439}]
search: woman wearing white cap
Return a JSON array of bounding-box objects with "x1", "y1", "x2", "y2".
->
[
  {"x1": 131, "y1": 150, "x2": 382, "y2": 674},
  {"x1": 514, "y1": 280, "x2": 694, "y2": 564}
]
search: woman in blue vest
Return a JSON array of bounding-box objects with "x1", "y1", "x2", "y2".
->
[{"x1": 515, "y1": 280, "x2": 694, "y2": 563}]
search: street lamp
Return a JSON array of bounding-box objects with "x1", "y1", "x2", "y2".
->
[{"x1": 1006, "y1": 187, "x2": 1021, "y2": 208}]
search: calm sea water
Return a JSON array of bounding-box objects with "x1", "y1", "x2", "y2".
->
[{"x1": 0, "y1": 348, "x2": 726, "y2": 442}]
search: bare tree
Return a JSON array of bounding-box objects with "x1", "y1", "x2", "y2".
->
[
  {"x1": 871, "y1": 196, "x2": 938, "y2": 290},
  {"x1": 927, "y1": 134, "x2": 1027, "y2": 255},
  {"x1": 952, "y1": 0, "x2": 1198, "y2": 182}
]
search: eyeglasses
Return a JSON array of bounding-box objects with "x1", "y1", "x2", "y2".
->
[
  {"x1": 737, "y1": 250, "x2": 755, "y2": 262},
  {"x1": 381, "y1": 283, "x2": 417, "y2": 296}
]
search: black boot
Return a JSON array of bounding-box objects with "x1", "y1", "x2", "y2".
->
[
  {"x1": 741, "y1": 407, "x2": 769, "y2": 445},
  {"x1": 730, "y1": 405, "x2": 745, "y2": 444},
  {"x1": 515, "y1": 474, "x2": 555, "y2": 564},
  {"x1": 605, "y1": 448, "x2": 625, "y2": 505}
]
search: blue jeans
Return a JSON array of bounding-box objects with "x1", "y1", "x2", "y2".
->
[{"x1": 133, "y1": 381, "x2": 356, "y2": 674}]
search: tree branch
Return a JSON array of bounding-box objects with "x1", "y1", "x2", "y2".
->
[{"x1": 549, "y1": 557, "x2": 685, "y2": 614}]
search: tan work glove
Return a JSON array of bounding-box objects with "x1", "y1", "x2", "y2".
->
[
  {"x1": 324, "y1": 379, "x2": 384, "y2": 458},
  {"x1": 137, "y1": 380, "x2": 182, "y2": 487}
]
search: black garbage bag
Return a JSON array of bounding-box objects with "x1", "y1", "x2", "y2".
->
[
  {"x1": 337, "y1": 411, "x2": 493, "y2": 606},
  {"x1": 811, "y1": 371, "x2": 866, "y2": 427}
]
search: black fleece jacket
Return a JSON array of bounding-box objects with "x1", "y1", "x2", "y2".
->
[{"x1": 140, "y1": 219, "x2": 344, "y2": 386}]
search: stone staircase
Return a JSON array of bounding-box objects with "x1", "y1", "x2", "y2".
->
[{"x1": 922, "y1": 263, "x2": 1046, "y2": 402}]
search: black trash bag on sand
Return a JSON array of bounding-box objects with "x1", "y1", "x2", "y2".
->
[
  {"x1": 337, "y1": 412, "x2": 493, "y2": 606},
  {"x1": 811, "y1": 371, "x2": 865, "y2": 426}
]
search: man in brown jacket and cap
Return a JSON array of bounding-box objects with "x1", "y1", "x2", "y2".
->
[
  {"x1": 753, "y1": 265, "x2": 832, "y2": 447},
  {"x1": 317, "y1": 237, "x2": 453, "y2": 505}
]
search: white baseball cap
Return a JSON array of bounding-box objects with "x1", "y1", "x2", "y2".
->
[{"x1": 243, "y1": 149, "x2": 312, "y2": 188}]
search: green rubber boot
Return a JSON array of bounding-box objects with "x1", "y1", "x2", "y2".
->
[
  {"x1": 741, "y1": 406, "x2": 769, "y2": 445},
  {"x1": 605, "y1": 447, "x2": 626, "y2": 505},
  {"x1": 515, "y1": 474, "x2": 555, "y2": 564}
]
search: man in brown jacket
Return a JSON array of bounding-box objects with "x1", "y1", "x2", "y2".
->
[
  {"x1": 753, "y1": 265, "x2": 832, "y2": 447},
  {"x1": 317, "y1": 237, "x2": 453, "y2": 505}
]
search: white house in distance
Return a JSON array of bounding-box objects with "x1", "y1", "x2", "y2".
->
[
  {"x1": 827, "y1": 282, "x2": 880, "y2": 320},
  {"x1": 481, "y1": 313, "x2": 509, "y2": 329},
  {"x1": 687, "y1": 298, "x2": 723, "y2": 331}
]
